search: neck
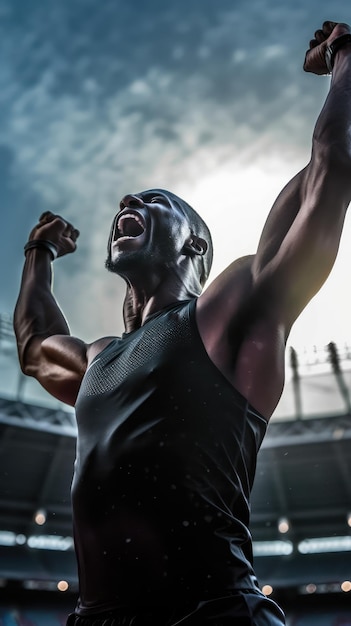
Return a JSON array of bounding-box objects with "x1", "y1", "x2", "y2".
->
[{"x1": 122, "y1": 277, "x2": 200, "y2": 334}]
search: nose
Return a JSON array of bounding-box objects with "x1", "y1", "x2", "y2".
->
[{"x1": 119, "y1": 194, "x2": 144, "y2": 210}]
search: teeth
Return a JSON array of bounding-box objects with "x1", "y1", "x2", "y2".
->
[{"x1": 117, "y1": 213, "x2": 145, "y2": 238}]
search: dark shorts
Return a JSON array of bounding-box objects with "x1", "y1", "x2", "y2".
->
[{"x1": 66, "y1": 590, "x2": 286, "y2": 625}]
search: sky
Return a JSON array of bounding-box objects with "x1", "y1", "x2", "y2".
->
[{"x1": 1, "y1": 0, "x2": 351, "y2": 353}]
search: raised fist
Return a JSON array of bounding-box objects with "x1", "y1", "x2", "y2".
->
[
  {"x1": 28, "y1": 211, "x2": 80, "y2": 258},
  {"x1": 304, "y1": 21, "x2": 351, "y2": 75}
]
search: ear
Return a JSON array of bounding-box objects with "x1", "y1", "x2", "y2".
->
[{"x1": 182, "y1": 235, "x2": 208, "y2": 257}]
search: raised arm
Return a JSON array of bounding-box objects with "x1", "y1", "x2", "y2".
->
[
  {"x1": 196, "y1": 22, "x2": 351, "y2": 418},
  {"x1": 252, "y1": 21, "x2": 351, "y2": 327},
  {"x1": 14, "y1": 212, "x2": 87, "y2": 406}
]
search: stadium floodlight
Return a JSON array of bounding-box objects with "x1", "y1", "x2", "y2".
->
[
  {"x1": 298, "y1": 536, "x2": 351, "y2": 554},
  {"x1": 253, "y1": 540, "x2": 293, "y2": 556},
  {"x1": 27, "y1": 534, "x2": 74, "y2": 551}
]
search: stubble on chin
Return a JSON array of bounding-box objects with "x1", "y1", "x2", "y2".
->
[{"x1": 104, "y1": 249, "x2": 146, "y2": 275}]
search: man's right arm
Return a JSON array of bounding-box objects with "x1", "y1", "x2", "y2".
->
[{"x1": 14, "y1": 212, "x2": 87, "y2": 406}]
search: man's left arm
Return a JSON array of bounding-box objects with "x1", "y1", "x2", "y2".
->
[{"x1": 253, "y1": 21, "x2": 351, "y2": 331}]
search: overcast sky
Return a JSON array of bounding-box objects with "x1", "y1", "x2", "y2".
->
[{"x1": 1, "y1": 0, "x2": 351, "y2": 352}]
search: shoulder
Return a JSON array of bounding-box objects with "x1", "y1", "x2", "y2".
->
[
  {"x1": 86, "y1": 336, "x2": 117, "y2": 364},
  {"x1": 196, "y1": 256, "x2": 286, "y2": 419}
]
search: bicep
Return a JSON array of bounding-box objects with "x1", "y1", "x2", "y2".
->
[{"x1": 24, "y1": 334, "x2": 88, "y2": 406}]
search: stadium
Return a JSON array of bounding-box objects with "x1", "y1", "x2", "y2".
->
[{"x1": 0, "y1": 313, "x2": 350, "y2": 625}]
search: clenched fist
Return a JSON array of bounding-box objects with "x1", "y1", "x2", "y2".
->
[
  {"x1": 304, "y1": 21, "x2": 351, "y2": 75},
  {"x1": 28, "y1": 211, "x2": 80, "y2": 258}
]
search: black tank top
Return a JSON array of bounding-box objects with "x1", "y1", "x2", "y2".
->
[{"x1": 73, "y1": 299, "x2": 267, "y2": 615}]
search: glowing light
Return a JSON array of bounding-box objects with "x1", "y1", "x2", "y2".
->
[
  {"x1": 16, "y1": 534, "x2": 26, "y2": 545},
  {"x1": 27, "y1": 535, "x2": 74, "y2": 551},
  {"x1": 34, "y1": 509, "x2": 47, "y2": 526},
  {"x1": 298, "y1": 536, "x2": 351, "y2": 554},
  {"x1": 57, "y1": 580, "x2": 69, "y2": 592},
  {"x1": 0, "y1": 529, "x2": 74, "y2": 551},
  {"x1": 347, "y1": 513, "x2": 351, "y2": 528},
  {"x1": 189, "y1": 160, "x2": 288, "y2": 282},
  {"x1": 341, "y1": 580, "x2": 351, "y2": 592},
  {"x1": 305, "y1": 583, "x2": 317, "y2": 594},
  {"x1": 253, "y1": 540, "x2": 293, "y2": 556},
  {"x1": 0, "y1": 531, "x2": 16, "y2": 546},
  {"x1": 262, "y1": 585, "x2": 273, "y2": 596},
  {"x1": 278, "y1": 517, "x2": 290, "y2": 534}
]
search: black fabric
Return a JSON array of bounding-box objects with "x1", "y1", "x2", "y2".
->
[
  {"x1": 66, "y1": 590, "x2": 285, "y2": 625},
  {"x1": 72, "y1": 299, "x2": 283, "y2": 622}
]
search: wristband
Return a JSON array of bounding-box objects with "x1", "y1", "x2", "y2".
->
[
  {"x1": 24, "y1": 239, "x2": 58, "y2": 261},
  {"x1": 325, "y1": 33, "x2": 351, "y2": 73}
]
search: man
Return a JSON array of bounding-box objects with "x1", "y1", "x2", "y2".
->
[{"x1": 14, "y1": 20, "x2": 351, "y2": 626}]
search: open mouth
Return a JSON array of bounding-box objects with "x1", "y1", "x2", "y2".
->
[{"x1": 116, "y1": 212, "x2": 146, "y2": 240}]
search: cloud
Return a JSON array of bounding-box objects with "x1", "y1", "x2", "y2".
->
[{"x1": 1, "y1": 0, "x2": 349, "y2": 342}]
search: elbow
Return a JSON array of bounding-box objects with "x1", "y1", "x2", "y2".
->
[
  {"x1": 14, "y1": 334, "x2": 42, "y2": 380},
  {"x1": 13, "y1": 333, "x2": 30, "y2": 377},
  {"x1": 17, "y1": 348, "x2": 36, "y2": 378},
  {"x1": 13, "y1": 314, "x2": 43, "y2": 379}
]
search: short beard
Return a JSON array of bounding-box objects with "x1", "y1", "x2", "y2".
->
[{"x1": 104, "y1": 251, "x2": 147, "y2": 277}]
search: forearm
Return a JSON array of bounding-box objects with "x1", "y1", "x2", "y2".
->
[
  {"x1": 312, "y1": 47, "x2": 351, "y2": 175},
  {"x1": 14, "y1": 248, "x2": 70, "y2": 370},
  {"x1": 254, "y1": 42, "x2": 351, "y2": 276}
]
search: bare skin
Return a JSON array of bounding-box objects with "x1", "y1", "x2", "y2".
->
[{"x1": 14, "y1": 21, "x2": 351, "y2": 420}]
